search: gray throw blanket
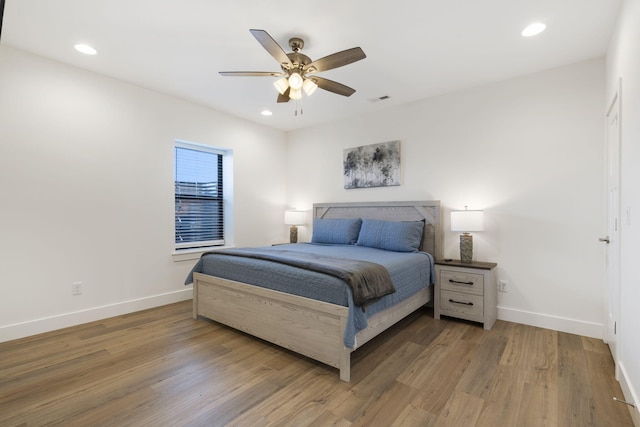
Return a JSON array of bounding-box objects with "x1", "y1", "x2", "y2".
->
[{"x1": 195, "y1": 248, "x2": 396, "y2": 308}]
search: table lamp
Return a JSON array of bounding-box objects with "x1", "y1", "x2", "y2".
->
[
  {"x1": 284, "y1": 210, "x2": 305, "y2": 243},
  {"x1": 450, "y1": 207, "x2": 484, "y2": 263}
]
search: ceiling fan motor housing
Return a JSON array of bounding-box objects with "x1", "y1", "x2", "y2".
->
[
  {"x1": 289, "y1": 37, "x2": 304, "y2": 52},
  {"x1": 285, "y1": 51, "x2": 312, "y2": 75}
]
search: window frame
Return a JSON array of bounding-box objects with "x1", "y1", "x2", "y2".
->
[{"x1": 174, "y1": 140, "x2": 226, "y2": 252}]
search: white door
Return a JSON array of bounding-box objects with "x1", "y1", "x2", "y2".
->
[{"x1": 604, "y1": 84, "x2": 621, "y2": 377}]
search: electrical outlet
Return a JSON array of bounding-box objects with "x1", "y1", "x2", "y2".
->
[
  {"x1": 72, "y1": 282, "x2": 82, "y2": 295},
  {"x1": 499, "y1": 280, "x2": 508, "y2": 292}
]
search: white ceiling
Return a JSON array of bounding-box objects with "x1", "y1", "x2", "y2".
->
[{"x1": 1, "y1": 0, "x2": 621, "y2": 131}]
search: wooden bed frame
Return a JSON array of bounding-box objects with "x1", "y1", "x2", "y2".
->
[{"x1": 192, "y1": 200, "x2": 442, "y2": 381}]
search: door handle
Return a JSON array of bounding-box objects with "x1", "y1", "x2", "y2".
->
[{"x1": 599, "y1": 236, "x2": 610, "y2": 244}]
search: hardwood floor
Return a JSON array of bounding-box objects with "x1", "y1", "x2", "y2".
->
[{"x1": 0, "y1": 301, "x2": 634, "y2": 426}]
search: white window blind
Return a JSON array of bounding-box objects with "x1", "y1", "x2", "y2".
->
[{"x1": 174, "y1": 142, "x2": 224, "y2": 249}]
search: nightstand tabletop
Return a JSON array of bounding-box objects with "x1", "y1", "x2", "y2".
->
[{"x1": 434, "y1": 259, "x2": 497, "y2": 270}]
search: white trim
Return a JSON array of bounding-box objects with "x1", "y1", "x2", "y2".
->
[
  {"x1": 618, "y1": 361, "x2": 640, "y2": 425},
  {"x1": 497, "y1": 306, "x2": 603, "y2": 339},
  {"x1": 172, "y1": 248, "x2": 208, "y2": 262},
  {"x1": 175, "y1": 139, "x2": 227, "y2": 155},
  {"x1": 0, "y1": 289, "x2": 192, "y2": 343},
  {"x1": 172, "y1": 245, "x2": 236, "y2": 262}
]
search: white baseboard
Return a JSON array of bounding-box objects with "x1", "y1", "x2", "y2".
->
[
  {"x1": 497, "y1": 306, "x2": 604, "y2": 339},
  {"x1": 0, "y1": 288, "x2": 193, "y2": 343},
  {"x1": 618, "y1": 361, "x2": 640, "y2": 426}
]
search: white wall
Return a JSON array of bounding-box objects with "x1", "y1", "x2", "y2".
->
[
  {"x1": 607, "y1": 0, "x2": 640, "y2": 421},
  {"x1": 0, "y1": 46, "x2": 287, "y2": 341},
  {"x1": 287, "y1": 58, "x2": 606, "y2": 339}
]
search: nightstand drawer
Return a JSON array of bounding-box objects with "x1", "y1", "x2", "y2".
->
[
  {"x1": 440, "y1": 290, "x2": 484, "y2": 318},
  {"x1": 439, "y1": 269, "x2": 484, "y2": 295}
]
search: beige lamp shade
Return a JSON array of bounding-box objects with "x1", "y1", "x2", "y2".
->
[
  {"x1": 451, "y1": 210, "x2": 484, "y2": 232},
  {"x1": 302, "y1": 78, "x2": 318, "y2": 96},
  {"x1": 284, "y1": 210, "x2": 305, "y2": 225},
  {"x1": 273, "y1": 77, "x2": 289, "y2": 95}
]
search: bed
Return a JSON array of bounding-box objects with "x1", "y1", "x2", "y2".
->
[{"x1": 188, "y1": 200, "x2": 442, "y2": 381}]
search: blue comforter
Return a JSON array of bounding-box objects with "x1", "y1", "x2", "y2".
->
[{"x1": 186, "y1": 243, "x2": 434, "y2": 348}]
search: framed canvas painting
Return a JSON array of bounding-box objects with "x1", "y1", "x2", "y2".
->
[{"x1": 343, "y1": 140, "x2": 400, "y2": 189}]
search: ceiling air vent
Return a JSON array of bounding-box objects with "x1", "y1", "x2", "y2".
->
[{"x1": 370, "y1": 95, "x2": 390, "y2": 103}]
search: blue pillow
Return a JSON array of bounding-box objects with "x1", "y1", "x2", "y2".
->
[
  {"x1": 356, "y1": 219, "x2": 424, "y2": 252},
  {"x1": 311, "y1": 218, "x2": 362, "y2": 245}
]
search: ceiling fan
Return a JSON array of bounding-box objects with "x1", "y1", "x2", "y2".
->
[{"x1": 219, "y1": 29, "x2": 366, "y2": 103}]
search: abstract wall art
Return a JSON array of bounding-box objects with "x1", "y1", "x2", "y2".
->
[{"x1": 343, "y1": 140, "x2": 401, "y2": 189}]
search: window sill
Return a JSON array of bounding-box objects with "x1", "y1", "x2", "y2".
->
[{"x1": 171, "y1": 245, "x2": 235, "y2": 262}]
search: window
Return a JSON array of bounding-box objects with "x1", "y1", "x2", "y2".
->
[{"x1": 174, "y1": 141, "x2": 225, "y2": 250}]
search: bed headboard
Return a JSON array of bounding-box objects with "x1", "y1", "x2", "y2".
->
[{"x1": 312, "y1": 201, "x2": 442, "y2": 260}]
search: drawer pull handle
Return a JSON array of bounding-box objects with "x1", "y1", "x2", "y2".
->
[
  {"x1": 449, "y1": 279, "x2": 474, "y2": 285},
  {"x1": 449, "y1": 299, "x2": 474, "y2": 306}
]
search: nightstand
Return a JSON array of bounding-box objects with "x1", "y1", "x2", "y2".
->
[{"x1": 434, "y1": 260, "x2": 498, "y2": 330}]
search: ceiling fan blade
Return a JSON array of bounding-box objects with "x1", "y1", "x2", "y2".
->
[
  {"x1": 309, "y1": 77, "x2": 356, "y2": 97},
  {"x1": 249, "y1": 29, "x2": 293, "y2": 69},
  {"x1": 277, "y1": 88, "x2": 291, "y2": 103},
  {"x1": 0, "y1": 0, "x2": 5, "y2": 41},
  {"x1": 219, "y1": 71, "x2": 281, "y2": 77},
  {"x1": 304, "y1": 47, "x2": 366, "y2": 74}
]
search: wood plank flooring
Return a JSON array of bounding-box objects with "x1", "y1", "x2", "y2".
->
[{"x1": 0, "y1": 301, "x2": 634, "y2": 426}]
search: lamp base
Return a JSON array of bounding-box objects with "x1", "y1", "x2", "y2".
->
[
  {"x1": 459, "y1": 233, "x2": 473, "y2": 263},
  {"x1": 289, "y1": 225, "x2": 298, "y2": 243}
]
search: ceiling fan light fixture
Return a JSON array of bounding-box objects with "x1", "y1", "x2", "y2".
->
[
  {"x1": 289, "y1": 87, "x2": 302, "y2": 100},
  {"x1": 273, "y1": 77, "x2": 289, "y2": 95},
  {"x1": 302, "y1": 78, "x2": 318, "y2": 96},
  {"x1": 288, "y1": 72, "x2": 304, "y2": 90}
]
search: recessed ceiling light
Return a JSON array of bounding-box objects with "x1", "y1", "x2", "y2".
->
[
  {"x1": 521, "y1": 22, "x2": 546, "y2": 37},
  {"x1": 74, "y1": 44, "x2": 97, "y2": 55},
  {"x1": 261, "y1": 110, "x2": 273, "y2": 116}
]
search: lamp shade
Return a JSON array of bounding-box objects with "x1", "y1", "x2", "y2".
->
[
  {"x1": 288, "y1": 73, "x2": 304, "y2": 90},
  {"x1": 289, "y1": 87, "x2": 302, "y2": 100},
  {"x1": 451, "y1": 210, "x2": 484, "y2": 232},
  {"x1": 284, "y1": 210, "x2": 305, "y2": 226},
  {"x1": 273, "y1": 77, "x2": 289, "y2": 95},
  {"x1": 302, "y1": 78, "x2": 318, "y2": 96}
]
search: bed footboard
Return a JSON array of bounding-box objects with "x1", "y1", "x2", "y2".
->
[{"x1": 193, "y1": 272, "x2": 353, "y2": 381}]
